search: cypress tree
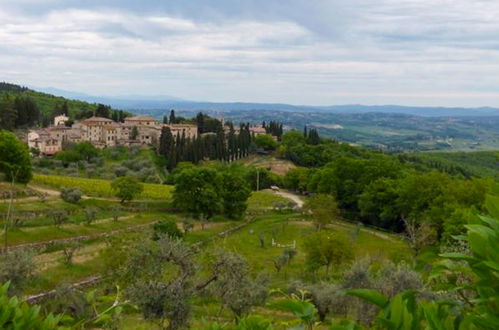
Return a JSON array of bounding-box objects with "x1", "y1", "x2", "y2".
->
[
  {"x1": 0, "y1": 95, "x2": 17, "y2": 130},
  {"x1": 159, "y1": 126, "x2": 174, "y2": 158},
  {"x1": 169, "y1": 109, "x2": 176, "y2": 124}
]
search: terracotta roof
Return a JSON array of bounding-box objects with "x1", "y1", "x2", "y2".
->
[
  {"x1": 249, "y1": 126, "x2": 266, "y2": 134},
  {"x1": 125, "y1": 115, "x2": 157, "y2": 122},
  {"x1": 82, "y1": 116, "x2": 114, "y2": 123}
]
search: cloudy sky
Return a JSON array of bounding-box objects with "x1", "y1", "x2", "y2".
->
[{"x1": 1, "y1": 0, "x2": 498, "y2": 106}]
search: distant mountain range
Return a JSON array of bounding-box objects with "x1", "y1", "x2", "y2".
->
[{"x1": 35, "y1": 86, "x2": 499, "y2": 118}]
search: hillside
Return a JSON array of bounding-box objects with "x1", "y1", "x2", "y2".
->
[
  {"x1": 1, "y1": 121, "x2": 498, "y2": 328},
  {"x1": 0, "y1": 82, "x2": 128, "y2": 129}
]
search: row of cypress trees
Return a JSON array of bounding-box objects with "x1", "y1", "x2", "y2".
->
[
  {"x1": 263, "y1": 120, "x2": 283, "y2": 138},
  {"x1": 158, "y1": 114, "x2": 266, "y2": 170}
]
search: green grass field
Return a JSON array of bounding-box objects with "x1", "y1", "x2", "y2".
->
[{"x1": 32, "y1": 174, "x2": 173, "y2": 200}]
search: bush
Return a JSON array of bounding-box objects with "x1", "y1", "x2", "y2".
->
[
  {"x1": 152, "y1": 220, "x2": 183, "y2": 240},
  {"x1": 60, "y1": 187, "x2": 82, "y2": 204},
  {"x1": 114, "y1": 166, "x2": 128, "y2": 177}
]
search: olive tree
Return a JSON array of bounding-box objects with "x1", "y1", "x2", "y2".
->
[
  {"x1": 60, "y1": 187, "x2": 82, "y2": 204},
  {"x1": 51, "y1": 210, "x2": 69, "y2": 227},
  {"x1": 123, "y1": 238, "x2": 263, "y2": 329},
  {"x1": 0, "y1": 249, "x2": 35, "y2": 295},
  {"x1": 210, "y1": 251, "x2": 269, "y2": 322}
]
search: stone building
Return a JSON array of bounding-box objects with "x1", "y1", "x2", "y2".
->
[{"x1": 27, "y1": 114, "x2": 198, "y2": 155}]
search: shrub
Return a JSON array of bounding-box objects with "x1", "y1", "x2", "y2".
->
[
  {"x1": 152, "y1": 220, "x2": 183, "y2": 240},
  {"x1": 114, "y1": 166, "x2": 128, "y2": 177},
  {"x1": 60, "y1": 187, "x2": 82, "y2": 204}
]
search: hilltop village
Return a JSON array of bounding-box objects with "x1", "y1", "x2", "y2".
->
[
  {"x1": 27, "y1": 113, "x2": 269, "y2": 155},
  {"x1": 27, "y1": 114, "x2": 198, "y2": 155}
]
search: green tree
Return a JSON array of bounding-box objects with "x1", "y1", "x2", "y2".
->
[
  {"x1": 111, "y1": 176, "x2": 144, "y2": 204},
  {"x1": 221, "y1": 171, "x2": 251, "y2": 219},
  {"x1": 0, "y1": 130, "x2": 32, "y2": 184},
  {"x1": 173, "y1": 167, "x2": 223, "y2": 226},
  {"x1": 254, "y1": 134, "x2": 277, "y2": 151},
  {"x1": 152, "y1": 219, "x2": 184, "y2": 240},
  {"x1": 169, "y1": 109, "x2": 176, "y2": 124},
  {"x1": 60, "y1": 187, "x2": 82, "y2": 204},
  {"x1": 73, "y1": 142, "x2": 100, "y2": 162},
  {"x1": 0, "y1": 95, "x2": 17, "y2": 130},
  {"x1": 303, "y1": 194, "x2": 340, "y2": 231},
  {"x1": 303, "y1": 231, "x2": 353, "y2": 275},
  {"x1": 0, "y1": 130, "x2": 32, "y2": 249}
]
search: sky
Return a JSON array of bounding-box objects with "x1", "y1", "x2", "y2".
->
[{"x1": 0, "y1": 0, "x2": 498, "y2": 107}]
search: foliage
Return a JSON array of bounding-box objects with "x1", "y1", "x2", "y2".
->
[
  {"x1": 210, "y1": 251, "x2": 269, "y2": 321},
  {"x1": 303, "y1": 231, "x2": 353, "y2": 275},
  {"x1": 254, "y1": 134, "x2": 277, "y2": 151},
  {"x1": 84, "y1": 207, "x2": 98, "y2": 225},
  {"x1": 152, "y1": 219, "x2": 184, "y2": 240},
  {"x1": 61, "y1": 242, "x2": 81, "y2": 265},
  {"x1": 221, "y1": 171, "x2": 251, "y2": 219},
  {"x1": 173, "y1": 167, "x2": 223, "y2": 221},
  {"x1": 0, "y1": 282, "x2": 63, "y2": 329},
  {"x1": 111, "y1": 176, "x2": 144, "y2": 203},
  {"x1": 0, "y1": 130, "x2": 32, "y2": 183},
  {"x1": 173, "y1": 166, "x2": 252, "y2": 221},
  {"x1": 0, "y1": 249, "x2": 35, "y2": 295},
  {"x1": 303, "y1": 194, "x2": 340, "y2": 230},
  {"x1": 342, "y1": 215, "x2": 499, "y2": 329},
  {"x1": 273, "y1": 248, "x2": 297, "y2": 273},
  {"x1": 50, "y1": 210, "x2": 69, "y2": 227},
  {"x1": 269, "y1": 291, "x2": 317, "y2": 329},
  {"x1": 60, "y1": 187, "x2": 82, "y2": 204}
]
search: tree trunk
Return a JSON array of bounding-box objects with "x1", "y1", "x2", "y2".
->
[{"x1": 4, "y1": 175, "x2": 15, "y2": 252}]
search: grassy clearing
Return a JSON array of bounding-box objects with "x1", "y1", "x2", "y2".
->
[
  {"x1": 32, "y1": 174, "x2": 173, "y2": 200},
  {"x1": 247, "y1": 190, "x2": 292, "y2": 210},
  {"x1": 205, "y1": 214, "x2": 411, "y2": 287},
  {"x1": 239, "y1": 155, "x2": 297, "y2": 175}
]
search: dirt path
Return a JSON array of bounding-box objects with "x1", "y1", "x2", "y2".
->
[
  {"x1": 27, "y1": 185, "x2": 60, "y2": 197},
  {"x1": 273, "y1": 190, "x2": 304, "y2": 207}
]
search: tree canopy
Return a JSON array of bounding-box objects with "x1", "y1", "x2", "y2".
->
[{"x1": 0, "y1": 130, "x2": 32, "y2": 183}]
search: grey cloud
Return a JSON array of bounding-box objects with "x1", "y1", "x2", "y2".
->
[{"x1": 0, "y1": 0, "x2": 498, "y2": 106}]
